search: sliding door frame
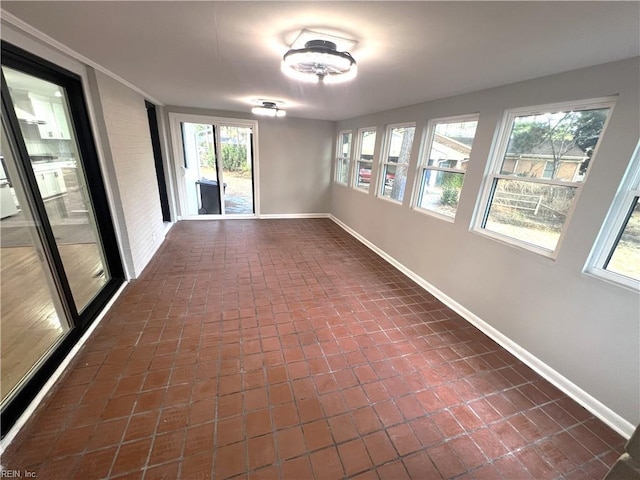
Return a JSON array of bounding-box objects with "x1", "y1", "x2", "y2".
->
[
  {"x1": 0, "y1": 41, "x2": 125, "y2": 436},
  {"x1": 168, "y1": 112, "x2": 260, "y2": 219}
]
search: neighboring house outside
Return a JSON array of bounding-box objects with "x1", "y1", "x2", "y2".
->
[{"x1": 502, "y1": 144, "x2": 588, "y2": 182}]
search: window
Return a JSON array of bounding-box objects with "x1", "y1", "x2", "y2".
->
[
  {"x1": 353, "y1": 128, "x2": 376, "y2": 192},
  {"x1": 542, "y1": 161, "x2": 555, "y2": 179},
  {"x1": 414, "y1": 115, "x2": 479, "y2": 219},
  {"x1": 379, "y1": 124, "x2": 415, "y2": 202},
  {"x1": 335, "y1": 131, "x2": 352, "y2": 184},
  {"x1": 477, "y1": 99, "x2": 613, "y2": 255},
  {"x1": 588, "y1": 142, "x2": 640, "y2": 288}
]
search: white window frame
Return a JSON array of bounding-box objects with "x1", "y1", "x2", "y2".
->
[
  {"x1": 352, "y1": 127, "x2": 377, "y2": 193},
  {"x1": 335, "y1": 130, "x2": 352, "y2": 185},
  {"x1": 586, "y1": 141, "x2": 640, "y2": 290},
  {"x1": 412, "y1": 114, "x2": 479, "y2": 222},
  {"x1": 473, "y1": 97, "x2": 616, "y2": 258},
  {"x1": 378, "y1": 122, "x2": 416, "y2": 204}
]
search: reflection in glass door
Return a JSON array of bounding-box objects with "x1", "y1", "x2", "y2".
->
[
  {"x1": 181, "y1": 122, "x2": 222, "y2": 215},
  {"x1": 2, "y1": 66, "x2": 109, "y2": 312},
  {"x1": 0, "y1": 123, "x2": 70, "y2": 403}
]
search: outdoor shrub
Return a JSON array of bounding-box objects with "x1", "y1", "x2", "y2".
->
[
  {"x1": 440, "y1": 172, "x2": 463, "y2": 206},
  {"x1": 441, "y1": 186, "x2": 459, "y2": 206},
  {"x1": 222, "y1": 144, "x2": 248, "y2": 171}
]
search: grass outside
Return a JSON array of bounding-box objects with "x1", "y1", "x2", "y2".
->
[{"x1": 485, "y1": 207, "x2": 639, "y2": 280}]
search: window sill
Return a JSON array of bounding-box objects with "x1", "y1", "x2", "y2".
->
[
  {"x1": 412, "y1": 206, "x2": 456, "y2": 223},
  {"x1": 471, "y1": 227, "x2": 559, "y2": 260},
  {"x1": 583, "y1": 269, "x2": 640, "y2": 293},
  {"x1": 376, "y1": 194, "x2": 404, "y2": 206}
]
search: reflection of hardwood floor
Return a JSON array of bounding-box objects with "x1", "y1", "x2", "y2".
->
[
  {"x1": 59, "y1": 243, "x2": 107, "y2": 311},
  {"x1": 1, "y1": 243, "x2": 106, "y2": 402}
]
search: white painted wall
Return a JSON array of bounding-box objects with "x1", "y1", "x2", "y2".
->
[
  {"x1": 165, "y1": 106, "x2": 335, "y2": 215},
  {"x1": 88, "y1": 70, "x2": 166, "y2": 278},
  {"x1": 332, "y1": 58, "x2": 640, "y2": 427}
]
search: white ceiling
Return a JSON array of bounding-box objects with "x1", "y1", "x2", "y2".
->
[{"x1": 2, "y1": 1, "x2": 639, "y2": 121}]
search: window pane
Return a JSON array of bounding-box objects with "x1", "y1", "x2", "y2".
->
[
  {"x1": 340, "y1": 132, "x2": 352, "y2": 157},
  {"x1": 382, "y1": 126, "x2": 414, "y2": 202},
  {"x1": 418, "y1": 170, "x2": 464, "y2": 218},
  {"x1": 606, "y1": 198, "x2": 640, "y2": 281},
  {"x1": 484, "y1": 179, "x2": 577, "y2": 251},
  {"x1": 427, "y1": 120, "x2": 478, "y2": 171},
  {"x1": 356, "y1": 160, "x2": 372, "y2": 191},
  {"x1": 387, "y1": 126, "x2": 415, "y2": 165},
  {"x1": 355, "y1": 129, "x2": 376, "y2": 191},
  {"x1": 337, "y1": 157, "x2": 349, "y2": 184},
  {"x1": 336, "y1": 132, "x2": 352, "y2": 184},
  {"x1": 381, "y1": 163, "x2": 408, "y2": 202},
  {"x1": 360, "y1": 129, "x2": 376, "y2": 158},
  {"x1": 500, "y1": 107, "x2": 610, "y2": 182}
]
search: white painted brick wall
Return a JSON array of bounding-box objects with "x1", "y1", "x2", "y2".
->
[{"x1": 94, "y1": 72, "x2": 164, "y2": 278}]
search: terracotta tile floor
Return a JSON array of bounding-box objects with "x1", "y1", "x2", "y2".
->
[{"x1": 1, "y1": 219, "x2": 626, "y2": 479}]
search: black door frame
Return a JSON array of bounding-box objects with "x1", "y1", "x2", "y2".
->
[
  {"x1": 0, "y1": 41, "x2": 125, "y2": 437},
  {"x1": 145, "y1": 101, "x2": 171, "y2": 222}
]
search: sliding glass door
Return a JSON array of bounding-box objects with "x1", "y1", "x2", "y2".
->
[
  {"x1": 0, "y1": 122, "x2": 71, "y2": 404},
  {"x1": 171, "y1": 114, "x2": 257, "y2": 218},
  {"x1": 1, "y1": 42, "x2": 124, "y2": 435},
  {"x1": 220, "y1": 125, "x2": 254, "y2": 215},
  {"x1": 2, "y1": 66, "x2": 109, "y2": 312}
]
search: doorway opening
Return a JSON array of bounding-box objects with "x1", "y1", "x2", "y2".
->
[{"x1": 170, "y1": 114, "x2": 257, "y2": 218}]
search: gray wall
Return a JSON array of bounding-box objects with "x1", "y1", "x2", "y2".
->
[
  {"x1": 332, "y1": 58, "x2": 640, "y2": 426},
  {"x1": 88, "y1": 70, "x2": 166, "y2": 278},
  {"x1": 165, "y1": 107, "x2": 335, "y2": 215}
]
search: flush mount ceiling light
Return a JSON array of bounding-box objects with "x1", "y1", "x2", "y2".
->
[
  {"x1": 251, "y1": 101, "x2": 286, "y2": 117},
  {"x1": 282, "y1": 39, "x2": 357, "y2": 84}
]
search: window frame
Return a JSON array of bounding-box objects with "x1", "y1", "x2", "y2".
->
[
  {"x1": 412, "y1": 113, "x2": 480, "y2": 222},
  {"x1": 473, "y1": 97, "x2": 616, "y2": 258},
  {"x1": 377, "y1": 122, "x2": 416, "y2": 204},
  {"x1": 586, "y1": 141, "x2": 640, "y2": 290},
  {"x1": 334, "y1": 130, "x2": 352, "y2": 185},
  {"x1": 351, "y1": 127, "x2": 377, "y2": 193}
]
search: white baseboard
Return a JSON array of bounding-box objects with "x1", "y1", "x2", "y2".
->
[
  {"x1": 181, "y1": 214, "x2": 259, "y2": 221},
  {"x1": 177, "y1": 213, "x2": 329, "y2": 221},
  {"x1": 259, "y1": 213, "x2": 330, "y2": 219},
  {"x1": 0, "y1": 281, "x2": 129, "y2": 453},
  {"x1": 162, "y1": 221, "x2": 174, "y2": 236},
  {"x1": 329, "y1": 215, "x2": 634, "y2": 438}
]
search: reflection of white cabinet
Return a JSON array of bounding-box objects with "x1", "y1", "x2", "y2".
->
[
  {"x1": 0, "y1": 183, "x2": 19, "y2": 219},
  {"x1": 51, "y1": 103, "x2": 71, "y2": 139},
  {"x1": 33, "y1": 166, "x2": 67, "y2": 199},
  {"x1": 29, "y1": 94, "x2": 71, "y2": 140}
]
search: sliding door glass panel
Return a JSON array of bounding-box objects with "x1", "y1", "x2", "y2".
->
[
  {"x1": 2, "y1": 67, "x2": 109, "y2": 312},
  {"x1": 0, "y1": 123, "x2": 70, "y2": 404},
  {"x1": 181, "y1": 122, "x2": 221, "y2": 215},
  {"x1": 220, "y1": 125, "x2": 254, "y2": 214}
]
